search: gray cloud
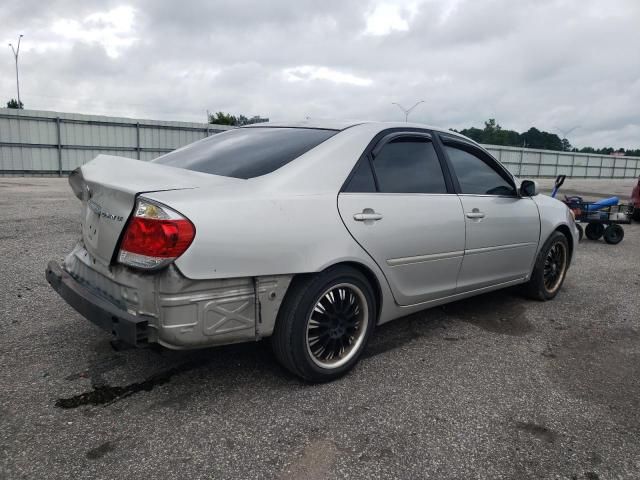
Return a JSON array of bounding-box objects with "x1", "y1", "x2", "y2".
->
[{"x1": 2, "y1": 0, "x2": 639, "y2": 148}]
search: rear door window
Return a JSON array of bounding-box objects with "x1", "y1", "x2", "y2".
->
[
  {"x1": 154, "y1": 127, "x2": 337, "y2": 179},
  {"x1": 343, "y1": 160, "x2": 377, "y2": 192},
  {"x1": 372, "y1": 137, "x2": 447, "y2": 194}
]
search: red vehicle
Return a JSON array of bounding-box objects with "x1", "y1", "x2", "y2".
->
[{"x1": 632, "y1": 177, "x2": 640, "y2": 221}]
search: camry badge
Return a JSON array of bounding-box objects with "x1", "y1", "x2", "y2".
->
[{"x1": 87, "y1": 200, "x2": 124, "y2": 222}]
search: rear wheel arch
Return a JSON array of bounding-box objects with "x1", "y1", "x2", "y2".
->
[
  {"x1": 340, "y1": 261, "x2": 383, "y2": 320},
  {"x1": 286, "y1": 261, "x2": 382, "y2": 324}
]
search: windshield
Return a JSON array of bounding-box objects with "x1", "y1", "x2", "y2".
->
[{"x1": 153, "y1": 127, "x2": 337, "y2": 179}]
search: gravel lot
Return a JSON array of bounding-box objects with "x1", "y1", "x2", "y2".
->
[{"x1": 1, "y1": 177, "x2": 638, "y2": 480}]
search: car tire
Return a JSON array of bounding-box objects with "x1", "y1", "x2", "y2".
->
[
  {"x1": 603, "y1": 224, "x2": 624, "y2": 245},
  {"x1": 632, "y1": 208, "x2": 640, "y2": 222},
  {"x1": 271, "y1": 265, "x2": 376, "y2": 383},
  {"x1": 523, "y1": 231, "x2": 569, "y2": 301},
  {"x1": 585, "y1": 222, "x2": 604, "y2": 240}
]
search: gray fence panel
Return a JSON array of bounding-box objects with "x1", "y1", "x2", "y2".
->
[
  {"x1": 485, "y1": 144, "x2": 640, "y2": 179},
  {"x1": 0, "y1": 108, "x2": 231, "y2": 175}
]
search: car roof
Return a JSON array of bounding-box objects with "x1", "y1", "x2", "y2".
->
[
  {"x1": 243, "y1": 120, "x2": 363, "y2": 131},
  {"x1": 242, "y1": 119, "x2": 472, "y2": 140}
]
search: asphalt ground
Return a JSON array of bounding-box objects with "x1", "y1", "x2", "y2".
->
[{"x1": 1, "y1": 177, "x2": 638, "y2": 480}]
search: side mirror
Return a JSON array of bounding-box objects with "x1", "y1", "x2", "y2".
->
[{"x1": 520, "y1": 179, "x2": 538, "y2": 197}]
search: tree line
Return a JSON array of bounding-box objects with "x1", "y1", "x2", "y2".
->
[
  {"x1": 207, "y1": 111, "x2": 268, "y2": 126},
  {"x1": 452, "y1": 119, "x2": 640, "y2": 157}
]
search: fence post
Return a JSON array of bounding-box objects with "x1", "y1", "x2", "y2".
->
[
  {"x1": 625, "y1": 157, "x2": 629, "y2": 178},
  {"x1": 56, "y1": 117, "x2": 63, "y2": 176},
  {"x1": 518, "y1": 147, "x2": 524, "y2": 176},
  {"x1": 610, "y1": 156, "x2": 615, "y2": 179},
  {"x1": 136, "y1": 122, "x2": 141, "y2": 160},
  {"x1": 537, "y1": 152, "x2": 542, "y2": 177},
  {"x1": 570, "y1": 155, "x2": 575, "y2": 178},
  {"x1": 555, "y1": 152, "x2": 559, "y2": 177},
  {"x1": 598, "y1": 156, "x2": 602, "y2": 178}
]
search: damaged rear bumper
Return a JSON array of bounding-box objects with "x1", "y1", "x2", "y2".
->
[
  {"x1": 45, "y1": 244, "x2": 293, "y2": 349},
  {"x1": 46, "y1": 260, "x2": 150, "y2": 346}
]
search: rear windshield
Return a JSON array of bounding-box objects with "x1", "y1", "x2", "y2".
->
[{"x1": 153, "y1": 127, "x2": 337, "y2": 179}]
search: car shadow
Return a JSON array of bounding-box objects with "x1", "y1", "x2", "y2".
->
[{"x1": 53, "y1": 287, "x2": 531, "y2": 408}]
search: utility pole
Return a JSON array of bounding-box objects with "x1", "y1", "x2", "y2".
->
[
  {"x1": 8, "y1": 34, "x2": 24, "y2": 106},
  {"x1": 392, "y1": 100, "x2": 425, "y2": 122}
]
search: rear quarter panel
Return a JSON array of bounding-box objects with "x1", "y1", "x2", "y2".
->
[
  {"x1": 144, "y1": 187, "x2": 401, "y2": 325},
  {"x1": 143, "y1": 189, "x2": 381, "y2": 281}
]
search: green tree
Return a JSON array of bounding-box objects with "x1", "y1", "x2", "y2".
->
[
  {"x1": 458, "y1": 119, "x2": 521, "y2": 146},
  {"x1": 520, "y1": 128, "x2": 563, "y2": 151},
  {"x1": 455, "y1": 120, "x2": 640, "y2": 155},
  {"x1": 208, "y1": 111, "x2": 237, "y2": 125},
  {"x1": 6, "y1": 98, "x2": 23, "y2": 109},
  {"x1": 455, "y1": 126, "x2": 484, "y2": 143},
  {"x1": 208, "y1": 112, "x2": 269, "y2": 126}
]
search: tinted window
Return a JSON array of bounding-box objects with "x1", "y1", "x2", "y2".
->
[
  {"x1": 154, "y1": 127, "x2": 337, "y2": 179},
  {"x1": 344, "y1": 159, "x2": 376, "y2": 192},
  {"x1": 372, "y1": 137, "x2": 447, "y2": 194},
  {"x1": 445, "y1": 145, "x2": 516, "y2": 195}
]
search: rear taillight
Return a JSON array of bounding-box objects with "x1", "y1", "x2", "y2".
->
[{"x1": 118, "y1": 198, "x2": 195, "y2": 270}]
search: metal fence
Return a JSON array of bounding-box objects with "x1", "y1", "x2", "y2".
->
[
  {"x1": 484, "y1": 145, "x2": 640, "y2": 179},
  {"x1": 0, "y1": 108, "x2": 231, "y2": 176},
  {"x1": 2, "y1": 108, "x2": 639, "y2": 178}
]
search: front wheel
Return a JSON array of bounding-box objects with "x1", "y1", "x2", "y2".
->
[
  {"x1": 523, "y1": 231, "x2": 569, "y2": 301},
  {"x1": 271, "y1": 266, "x2": 376, "y2": 382}
]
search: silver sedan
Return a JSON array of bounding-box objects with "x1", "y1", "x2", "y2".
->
[{"x1": 46, "y1": 121, "x2": 579, "y2": 382}]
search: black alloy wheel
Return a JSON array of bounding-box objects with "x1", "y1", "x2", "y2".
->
[
  {"x1": 523, "y1": 231, "x2": 569, "y2": 301},
  {"x1": 305, "y1": 283, "x2": 368, "y2": 369},
  {"x1": 543, "y1": 241, "x2": 567, "y2": 294}
]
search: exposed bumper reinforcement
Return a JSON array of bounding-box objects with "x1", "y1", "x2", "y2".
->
[{"x1": 45, "y1": 260, "x2": 150, "y2": 347}]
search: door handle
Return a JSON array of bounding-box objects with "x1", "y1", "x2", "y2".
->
[
  {"x1": 354, "y1": 210, "x2": 383, "y2": 221},
  {"x1": 466, "y1": 209, "x2": 485, "y2": 219}
]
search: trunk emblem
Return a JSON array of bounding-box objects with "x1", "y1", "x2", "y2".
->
[{"x1": 88, "y1": 200, "x2": 124, "y2": 222}]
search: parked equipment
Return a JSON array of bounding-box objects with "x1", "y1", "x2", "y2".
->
[{"x1": 551, "y1": 175, "x2": 632, "y2": 245}]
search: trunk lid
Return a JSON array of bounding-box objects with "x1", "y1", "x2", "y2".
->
[{"x1": 76, "y1": 154, "x2": 242, "y2": 266}]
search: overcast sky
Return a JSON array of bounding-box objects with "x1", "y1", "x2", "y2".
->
[{"x1": 2, "y1": 0, "x2": 639, "y2": 148}]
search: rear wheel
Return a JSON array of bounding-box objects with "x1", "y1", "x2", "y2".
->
[
  {"x1": 271, "y1": 266, "x2": 376, "y2": 382},
  {"x1": 585, "y1": 222, "x2": 604, "y2": 240},
  {"x1": 632, "y1": 208, "x2": 640, "y2": 222},
  {"x1": 603, "y1": 224, "x2": 624, "y2": 245},
  {"x1": 523, "y1": 231, "x2": 569, "y2": 301}
]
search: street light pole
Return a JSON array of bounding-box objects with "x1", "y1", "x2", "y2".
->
[
  {"x1": 554, "y1": 125, "x2": 579, "y2": 151},
  {"x1": 8, "y1": 34, "x2": 24, "y2": 106},
  {"x1": 392, "y1": 100, "x2": 425, "y2": 122}
]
